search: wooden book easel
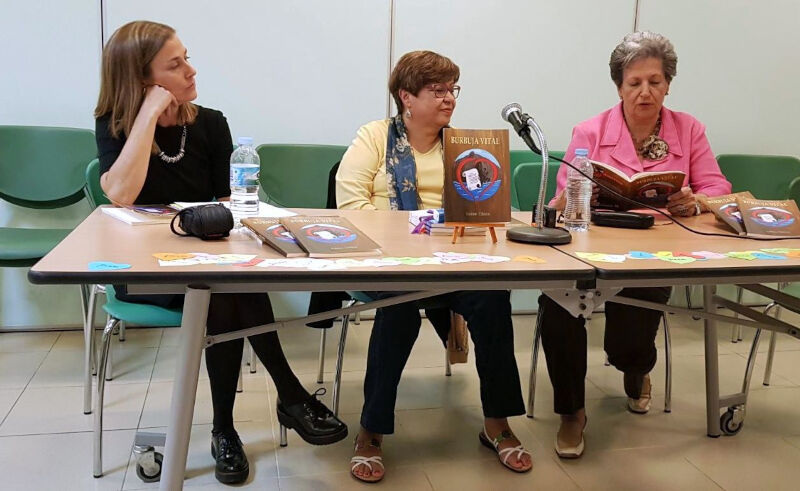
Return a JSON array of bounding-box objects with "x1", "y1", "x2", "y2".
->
[{"x1": 444, "y1": 222, "x2": 504, "y2": 244}]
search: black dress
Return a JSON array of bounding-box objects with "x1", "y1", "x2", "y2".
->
[{"x1": 95, "y1": 107, "x2": 308, "y2": 432}]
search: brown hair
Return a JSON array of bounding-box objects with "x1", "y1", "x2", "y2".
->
[
  {"x1": 388, "y1": 50, "x2": 460, "y2": 115},
  {"x1": 94, "y1": 20, "x2": 197, "y2": 153},
  {"x1": 609, "y1": 31, "x2": 677, "y2": 88}
]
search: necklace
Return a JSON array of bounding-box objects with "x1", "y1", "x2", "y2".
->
[
  {"x1": 635, "y1": 118, "x2": 669, "y2": 161},
  {"x1": 158, "y1": 125, "x2": 187, "y2": 164}
]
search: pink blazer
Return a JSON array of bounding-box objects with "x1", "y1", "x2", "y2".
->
[{"x1": 552, "y1": 103, "x2": 731, "y2": 203}]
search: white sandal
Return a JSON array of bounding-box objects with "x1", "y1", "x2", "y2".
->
[
  {"x1": 479, "y1": 427, "x2": 532, "y2": 473},
  {"x1": 350, "y1": 437, "x2": 384, "y2": 483}
]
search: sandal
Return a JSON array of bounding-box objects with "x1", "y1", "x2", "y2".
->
[
  {"x1": 479, "y1": 427, "x2": 532, "y2": 473},
  {"x1": 555, "y1": 415, "x2": 587, "y2": 459},
  {"x1": 350, "y1": 436, "x2": 384, "y2": 483}
]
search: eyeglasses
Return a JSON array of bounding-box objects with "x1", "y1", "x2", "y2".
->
[{"x1": 426, "y1": 84, "x2": 460, "y2": 99}]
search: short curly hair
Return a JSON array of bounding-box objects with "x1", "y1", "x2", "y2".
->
[
  {"x1": 609, "y1": 31, "x2": 677, "y2": 88},
  {"x1": 389, "y1": 50, "x2": 460, "y2": 115}
]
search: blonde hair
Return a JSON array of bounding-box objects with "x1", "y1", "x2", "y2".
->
[{"x1": 94, "y1": 20, "x2": 197, "y2": 153}]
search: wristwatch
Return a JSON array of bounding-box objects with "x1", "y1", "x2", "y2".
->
[{"x1": 694, "y1": 202, "x2": 702, "y2": 216}]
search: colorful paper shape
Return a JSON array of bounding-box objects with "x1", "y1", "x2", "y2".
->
[{"x1": 89, "y1": 261, "x2": 131, "y2": 271}]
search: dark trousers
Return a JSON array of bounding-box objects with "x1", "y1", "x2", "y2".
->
[
  {"x1": 538, "y1": 286, "x2": 671, "y2": 415},
  {"x1": 115, "y1": 287, "x2": 308, "y2": 433},
  {"x1": 360, "y1": 290, "x2": 525, "y2": 434}
]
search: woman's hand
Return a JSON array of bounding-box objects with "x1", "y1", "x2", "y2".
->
[
  {"x1": 666, "y1": 186, "x2": 700, "y2": 216},
  {"x1": 142, "y1": 85, "x2": 178, "y2": 125}
]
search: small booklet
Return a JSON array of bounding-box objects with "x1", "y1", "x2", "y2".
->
[
  {"x1": 240, "y1": 217, "x2": 307, "y2": 257},
  {"x1": 101, "y1": 205, "x2": 174, "y2": 225},
  {"x1": 280, "y1": 215, "x2": 381, "y2": 257},
  {"x1": 591, "y1": 160, "x2": 685, "y2": 210},
  {"x1": 408, "y1": 209, "x2": 485, "y2": 236},
  {"x1": 701, "y1": 191, "x2": 754, "y2": 235},
  {"x1": 736, "y1": 196, "x2": 800, "y2": 238}
]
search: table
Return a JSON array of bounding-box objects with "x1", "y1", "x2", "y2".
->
[
  {"x1": 29, "y1": 207, "x2": 593, "y2": 490},
  {"x1": 551, "y1": 213, "x2": 800, "y2": 437}
]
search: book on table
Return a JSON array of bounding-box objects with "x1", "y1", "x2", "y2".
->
[
  {"x1": 101, "y1": 205, "x2": 176, "y2": 225},
  {"x1": 240, "y1": 217, "x2": 307, "y2": 257},
  {"x1": 442, "y1": 128, "x2": 511, "y2": 224},
  {"x1": 736, "y1": 196, "x2": 800, "y2": 238},
  {"x1": 590, "y1": 160, "x2": 685, "y2": 210},
  {"x1": 701, "y1": 191, "x2": 753, "y2": 235},
  {"x1": 279, "y1": 215, "x2": 382, "y2": 257}
]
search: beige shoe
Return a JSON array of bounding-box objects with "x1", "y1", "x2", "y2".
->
[
  {"x1": 627, "y1": 373, "x2": 652, "y2": 414},
  {"x1": 554, "y1": 415, "x2": 586, "y2": 459}
]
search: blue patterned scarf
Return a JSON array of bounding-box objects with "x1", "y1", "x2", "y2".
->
[{"x1": 385, "y1": 115, "x2": 420, "y2": 211}]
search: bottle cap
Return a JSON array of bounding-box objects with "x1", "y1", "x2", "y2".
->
[
  {"x1": 575, "y1": 148, "x2": 589, "y2": 157},
  {"x1": 237, "y1": 136, "x2": 254, "y2": 146}
]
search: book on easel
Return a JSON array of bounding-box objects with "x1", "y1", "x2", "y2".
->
[
  {"x1": 736, "y1": 196, "x2": 800, "y2": 238},
  {"x1": 442, "y1": 128, "x2": 511, "y2": 224},
  {"x1": 702, "y1": 191, "x2": 754, "y2": 235},
  {"x1": 240, "y1": 217, "x2": 307, "y2": 257},
  {"x1": 279, "y1": 215, "x2": 382, "y2": 257}
]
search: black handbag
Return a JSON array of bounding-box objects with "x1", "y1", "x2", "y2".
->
[{"x1": 170, "y1": 204, "x2": 234, "y2": 240}]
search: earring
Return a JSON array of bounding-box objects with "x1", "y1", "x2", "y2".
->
[{"x1": 405, "y1": 108, "x2": 412, "y2": 118}]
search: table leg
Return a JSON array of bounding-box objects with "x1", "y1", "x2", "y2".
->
[
  {"x1": 703, "y1": 285, "x2": 721, "y2": 438},
  {"x1": 159, "y1": 285, "x2": 211, "y2": 491}
]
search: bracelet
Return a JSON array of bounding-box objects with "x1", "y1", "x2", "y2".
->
[{"x1": 694, "y1": 202, "x2": 702, "y2": 216}]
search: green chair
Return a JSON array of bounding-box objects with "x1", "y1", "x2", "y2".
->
[
  {"x1": 256, "y1": 144, "x2": 347, "y2": 208},
  {"x1": 0, "y1": 125, "x2": 95, "y2": 267},
  {"x1": 82, "y1": 159, "x2": 255, "y2": 479},
  {"x1": 512, "y1": 160, "x2": 563, "y2": 212},
  {"x1": 717, "y1": 154, "x2": 800, "y2": 342},
  {"x1": 509, "y1": 151, "x2": 565, "y2": 210}
]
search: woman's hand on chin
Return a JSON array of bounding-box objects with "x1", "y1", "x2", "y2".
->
[{"x1": 142, "y1": 85, "x2": 178, "y2": 124}]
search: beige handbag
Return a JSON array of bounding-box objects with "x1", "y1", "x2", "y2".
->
[{"x1": 446, "y1": 312, "x2": 469, "y2": 364}]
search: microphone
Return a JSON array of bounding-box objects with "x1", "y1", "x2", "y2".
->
[
  {"x1": 502, "y1": 103, "x2": 571, "y2": 245},
  {"x1": 501, "y1": 103, "x2": 539, "y2": 153}
]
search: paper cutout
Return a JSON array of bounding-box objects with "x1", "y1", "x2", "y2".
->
[
  {"x1": 654, "y1": 251, "x2": 675, "y2": 258},
  {"x1": 658, "y1": 255, "x2": 696, "y2": 264},
  {"x1": 89, "y1": 261, "x2": 131, "y2": 271},
  {"x1": 628, "y1": 251, "x2": 656, "y2": 259},
  {"x1": 576, "y1": 252, "x2": 627, "y2": 263},
  {"x1": 786, "y1": 250, "x2": 800, "y2": 258},
  {"x1": 727, "y1": 251, "x2": 757, "y2": 261},
  {"x1": 674, "y1": 252, "x2": 707, "y2": 260},
  {"x1": 513, "y1": 255, "x2": 546, "y2": 264},
  {"x1": 153, "y1": 253, "x2": 195, "y2": 261},
  {"x1": 692, "y1": 251, "x2": 728, "y2": 260},
  {"x1": 234, "y1": 257, "x2": 265, "y2": 267},
  {"x1": 751, "y1": 252, "x2": 787, "y2": 260}
]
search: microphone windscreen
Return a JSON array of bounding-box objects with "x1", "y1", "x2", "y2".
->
[{"x1": 501, "y1": 103, "x2": 522, "y2": 122}]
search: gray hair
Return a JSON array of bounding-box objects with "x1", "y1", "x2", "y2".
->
[{"x1": 609, "y1": 31, "x2": 677, "y2": 88}]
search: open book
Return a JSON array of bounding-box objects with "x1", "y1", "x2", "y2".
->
[{"x1": 590, "y1": 160, "x2": 685, "y2": 211}]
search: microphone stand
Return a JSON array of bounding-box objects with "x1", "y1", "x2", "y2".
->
[{"x1": 506, "y1": 117, "x2": 572, "y2": 245}]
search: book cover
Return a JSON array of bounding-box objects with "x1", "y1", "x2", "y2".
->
[
  {"x1": 442, "y1": 128, "x2": 511, "y2": 223},
  {"x1": 590, "y1": 160, "x2": 685, "y2": 210},
  {"x1": 131, "y1": 204, "x2": 178, "y2": 217},
  {"x1": 408, "y1": 209, "x2": 485, "y2": 235},
  {"x1": 736, "y1": 196, "x2": 800, "y2": 238},
  {"x1": 701, "y1": 192, "x2": 753, "y2": 235},
  {"x1": 279, "y1": 215, "x2": 381, "y2": 257},
  {"x1": 241, "y1": 217, "x2": 307, "y2": 257}
]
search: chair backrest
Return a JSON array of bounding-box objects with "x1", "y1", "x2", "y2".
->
[
  {"x1": 0, "y1": 125, "x2": 96, "y2": 209},
  {"x1": 256, "y1": 144, "x2": 347, "y2": 208},
  {"x1": 509, "y1": 150, "x2": 564, "y2": 209},
  {"x1": 512, "y1": 160, "x2": 563, "y2": 211},
  {"x1": 717, "y1": 154, "x2": 800, "y2": 200},
  {"x1": 84, "y1": 158, "x2": 111, "y2": 209}
]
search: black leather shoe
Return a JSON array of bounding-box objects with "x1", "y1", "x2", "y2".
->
[
  {"x1": 277, "y1": 388, "x2": 348, "y2": 445},
  {"x1": 211, "y1": 430, "x2": 249, "y2": 484}
]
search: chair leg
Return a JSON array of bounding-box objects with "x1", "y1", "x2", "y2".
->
[
  {"x1": 248, "y1": 343, "x2": 257, "y2": 374},
  {"x1": 527, "y1": 311, "x2": 543, "y2": 418},
  {"x1": 445, "y1": 349, "x2": 452, "y2": 376},
  {"x1": 236, "y1": 365, "x2": 243, "y2": 393},
  {"x1": 94, "y1": 316, "x2": 119, "y2": 478},
  {"x1": 763, "y1": 302, "x2": 781, "y2": 385},
  {"x1": 104, "y1": 314, "x2": 114, "y2": 381},
  {"x1": 316, "y1": 328, "x2": 326, "y2": 384},
  {"x1": 684, "y1": 285, "x2": 692, "y2": 309},
  {"x1": 354, "y1": 311, "x2": 361, "y2": 325},
  {"x1": 662, "y1": 314, "x2": 672, "y2": 413},
  {"x1": 332, "y1": 299, "x2": 356, "y2": 417},
  {"x1": 118, "y1": 321, "x2": 126, "y2": 342},
  {"x1": 81, "y1": 284, "x2": 97, "y2": 415}
]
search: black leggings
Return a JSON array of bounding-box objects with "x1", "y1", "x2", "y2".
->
[{"x1": 115, "y1": 287, "x2": 308, "y2": 433}]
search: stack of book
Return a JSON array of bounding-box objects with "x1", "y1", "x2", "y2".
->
[
  {"x1": 242, "y1": 215, "x2": 382, "y2": 257},
  {"x1": 704, "y1": 192, "x2": 800, "y2": 238}
]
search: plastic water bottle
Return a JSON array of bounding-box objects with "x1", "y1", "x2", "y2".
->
[
  {"x1": 564, "y1": 148, "x2": 593, "y2": 232},
  {"x1": 230, "y1": 137, "x2": 260, "y2": 226}
]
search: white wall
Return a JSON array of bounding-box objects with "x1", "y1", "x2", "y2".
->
[{"x1": 1, "y1": 0, "x2": 798, "y2": 328}]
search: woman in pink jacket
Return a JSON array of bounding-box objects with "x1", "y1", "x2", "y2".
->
[{"x1": 542, "y1": 31, "x2": 731, "y2": 459}]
